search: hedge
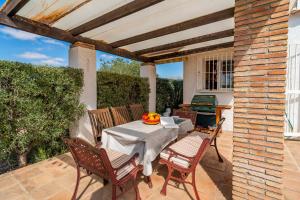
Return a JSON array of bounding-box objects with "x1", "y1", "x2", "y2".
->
[
  {"x1": 97, "y1": 72, "x2": 182, "y2": 114},
  {"x1": 0, "y1": 61, "x2": 84, "y2": 170},
  {"x1": 156, "y1": 79, "x2": 183, "y2": 114},
  {"x1": 97, "y1": 71, "x2": 150, "y2": 109}
]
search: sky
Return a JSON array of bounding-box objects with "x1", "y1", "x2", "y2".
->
[{"x1": 0, "y1": 0, "x2": 183, "y2": 79}]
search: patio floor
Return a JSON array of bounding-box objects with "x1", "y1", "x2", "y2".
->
[{"x1": 0, "y1": 132, "x2": 299, "y2": 200}]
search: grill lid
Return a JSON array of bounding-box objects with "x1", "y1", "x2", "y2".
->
[{"x1": 191, "y1": 95, "x2": 217, "y2": 113}]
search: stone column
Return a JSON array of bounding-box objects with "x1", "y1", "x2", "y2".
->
[
  {"x1": 183, "y1": 56, "x2": 197, "y2": 104},
  {"x1": 69, "y1": 42, "x2": 96, "y2": 144},
  {"x1": 140, "y1": 63, "x2": 156, "y2": 112},
  {"x1": 233, "y1": 0, "x2": 289, "y2": 199}
]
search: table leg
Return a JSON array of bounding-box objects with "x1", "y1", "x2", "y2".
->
[{"x1": 145, "y1": 176, "x2": 153, "y2": 188}]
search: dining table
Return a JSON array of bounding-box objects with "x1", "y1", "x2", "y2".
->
[{"x1": 101, "y1": 117, "x2": 194, "y2": 186}]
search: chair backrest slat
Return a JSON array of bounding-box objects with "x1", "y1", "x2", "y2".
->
[
  {"x1": 64, "y1": 138, "x2": 113, "y2": 179},
  {"x1": 189, "y1": 118, "x2": 225, "y2": 170},
  {"x1": 173, "y1": 109, "x2": 197, "y2": 125},
  {"x1": 129, "y1": 104, "x2": 145, "y2": 121},
  {"x1": 88, "y1": 108, "x2": 114, "y2": 144},
  {"x1": 111, "y1": 106, "x2": 132, "y2": 125}
]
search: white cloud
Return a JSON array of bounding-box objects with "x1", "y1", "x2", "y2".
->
[
  {"x1": 18, "y1": 51, "x2": 65, "y2": 66},
  {"x1": 43, "y1": 39, "x2": 65, "y2": 46},
  {"x1": 0, "y1": 27, "x2": 40, "y2": 41},
  {"x1": 40, "y1": 57, "x2": 65, "y2": 66},
  {"x1": 19, "y1": 52, "x2": 49, "y2": 59},
  {"x1": 100, "y1": 53, "x2": 116, "y2": 59}
]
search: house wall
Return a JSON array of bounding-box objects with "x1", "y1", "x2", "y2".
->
[
  {"x1": 183, "y1": 48, "x2": 234, "y2": 131},
  {"x1": 286, "y1": 12, "x2": 300, "y2": 135}
]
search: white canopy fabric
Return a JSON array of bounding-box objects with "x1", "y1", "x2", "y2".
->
[{"x1": 1, "y1": 0, "x2": 235, "y2": 62}]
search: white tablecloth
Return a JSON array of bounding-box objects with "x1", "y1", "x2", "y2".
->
[{"x1": 101, "y1": 119, "x2": 194, "y2": 176}]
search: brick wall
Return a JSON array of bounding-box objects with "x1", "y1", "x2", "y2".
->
[{"x1": 233, "y1": 0, "x2": 289, "y2": 199}]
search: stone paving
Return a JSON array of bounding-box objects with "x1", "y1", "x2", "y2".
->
[{"x1": 0, "y1": 132, "x2": 299, "y2": 200}]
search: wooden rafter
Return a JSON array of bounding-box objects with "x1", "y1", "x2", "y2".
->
[
  {"x1": 0, "y1": 12, "x2": 149, "y2": 62},
  {"x1": 110, "y1": 7, "x2": 234, "y2": 48},
  {"x1": 1, "y1": 0, "x2": 29, "y2": 16},
  {"x1": 70, "y1": 0, "x2": 164, "y2": 36},
  {"x1": 149, "y1": 42, "x2": 234, "y2": 61},
  {"x1": 135, "y1": 29, "x2": 234, "y2": 55}
]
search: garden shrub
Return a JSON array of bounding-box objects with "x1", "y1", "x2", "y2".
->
[
  {"x1": 0, "y1": 60, "x2": 84, "y2": 169},
  {"x1": 156, "y1": 79, "x2": 183, "y2": 114},
  {"x1": 97, "y1": 71, "x2": 150, "y2": 109}
]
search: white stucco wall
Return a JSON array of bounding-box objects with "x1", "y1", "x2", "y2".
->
[
  {"x1": 183, "y1": 49, "x2": 234, "y2": 131},
  {"x1": 140, "y1": 63, "x2": 156, "y2": 112},
  {"x1": 289, "y1": 12, "x2": 300, "y2": 44},
  {"x1": 69, "y1": 43, "x2": 97, "y2": 144}
]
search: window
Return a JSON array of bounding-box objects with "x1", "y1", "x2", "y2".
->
[
  {"x1": 205, "y1": 60, "x2": 218, "y2": 90},
  {"x1": 197, "y1": 53, "x2": 234, "y2": 92},
  {"x1": 220, "y1": 60, "x2": 233, "y2": 89}
]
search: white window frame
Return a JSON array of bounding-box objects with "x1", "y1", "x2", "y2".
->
[{"x1": 196, "y1": 52, "x2": 234, "y2": 92}]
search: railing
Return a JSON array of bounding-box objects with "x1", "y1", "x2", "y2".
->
[{"x1": 285, "y1": 44, "x2": 300, "y2": 137}]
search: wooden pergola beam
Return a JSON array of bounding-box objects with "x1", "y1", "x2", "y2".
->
[
  {"x1": 0, "y1": 12, "x2": 149, "y2": 62},
  {"x1": 70, "y1": 0, "x2": 164, "y2": 36},
  {"x1": 1, "y1": 0, "x2": 29, "y2": 16},
  {"x1": 149, "y1": 42, "x2": 234, "y2": 61},
  {"x1": 110, "y1": 7, "x2": 234, "y2": 48},
  {"x1": 135, "y1": 29, "x2": 234, "y2": 55}
]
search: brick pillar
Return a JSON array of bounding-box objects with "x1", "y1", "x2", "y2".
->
[{"x1": 233, "y1": 0, "x2": 289, "y2": 199}]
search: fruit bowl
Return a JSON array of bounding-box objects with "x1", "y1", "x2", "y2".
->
[{"x1": 142, "y1": 112, "x2": 160, "y2": 125}]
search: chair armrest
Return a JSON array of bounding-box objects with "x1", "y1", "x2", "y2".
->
[{"x1": 114, "y1": 153, "x2": 139, "y2": 171}]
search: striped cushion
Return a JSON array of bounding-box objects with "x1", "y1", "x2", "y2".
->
[
  {"x1": 160, "y1": 131, "x2": 210, "y2": 168},
  {"x1": 106, "y1": 149, "x2": 138, "y2": 180}
]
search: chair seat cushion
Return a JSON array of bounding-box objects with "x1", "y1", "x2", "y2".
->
[
  {"x1": 160, "y1": 131, "x2": 210, "y2": 168},
  {"x1": 106, "y1": 149, "x2": 138, "y2": 180}
]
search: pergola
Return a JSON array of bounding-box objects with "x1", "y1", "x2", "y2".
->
[
  {"x1": 0, "y1": 0, "x2": 234, "y2": 63},
  {"x1": 0, "y1": 0, "x2": 290, "y2": 199}
]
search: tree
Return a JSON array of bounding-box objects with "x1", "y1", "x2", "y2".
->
[{"x1": 99, "y1": 58, "x2": 141, "y2": 77}]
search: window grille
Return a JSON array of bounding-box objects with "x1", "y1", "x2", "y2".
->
[{"x1": 197, "y1": 52, "x2": 233, "y2": 92}]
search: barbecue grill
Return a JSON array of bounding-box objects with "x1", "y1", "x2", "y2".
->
[{"x1": 191, "y1": 95, "x2": 217, "y2": 128}]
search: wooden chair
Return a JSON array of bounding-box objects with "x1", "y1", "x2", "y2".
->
[
  {"x1": 110, "y1": 106, "x2": 132, "y2": 125},
  {"x1": 129, "y1": 104, "x2": 145, "y2": 121},
  {"x1": 88, "y1": 108, "x2": 114, "y2": 145},
  {"x1": 159, "y1": 118, "x2": 225, "y2": 200},
  {"x1": 64, "y1": 137, "x2": 142, "y2": 200},
  {"x1": 173, "y1": 109, "x2": 197, "y2": 126}
]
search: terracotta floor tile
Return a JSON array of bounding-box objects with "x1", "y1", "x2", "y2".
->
[
  {"x1": 46, "y1": 190, "x2": 73, "y2": 200},
  {"x1": 0, "y1": 174, "x2": 18, "y2": 191},
  {"x1": 0, "y1": 132, "x2": 299, "y2": 200},
  {"x1": 0, "y1": 184, "x2": 27, "y2": 200},
  {"x1": 283, "y1": 189, "x2": 300, "y2": 200},
  {"x1": 29, "y1": 180, "x2": 64, "y2": 200}
]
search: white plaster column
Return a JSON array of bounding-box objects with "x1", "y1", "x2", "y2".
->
[
  {"x1": 183, "y1": 56, "x2": 197, "y2": 104},
  {"x1": 140, "y1": 63, "x2": 156, "y2": 112},
  {"x1": 69, "y1": 42, "x2": 96, "y2": 144}
]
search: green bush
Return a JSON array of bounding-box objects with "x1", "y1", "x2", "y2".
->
[
  {"x1": 170, "y1": 79, "x2": 183, "y2": 109},
  {"x1": 97, "y1": 71, "x2": 150, "y2": 109},
  {"x1": 0, "y1": 60, "x2": 84, "y2": 168},
  {"x1": 156, "y1": 79, "x2": 183, "y2": 114}
]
